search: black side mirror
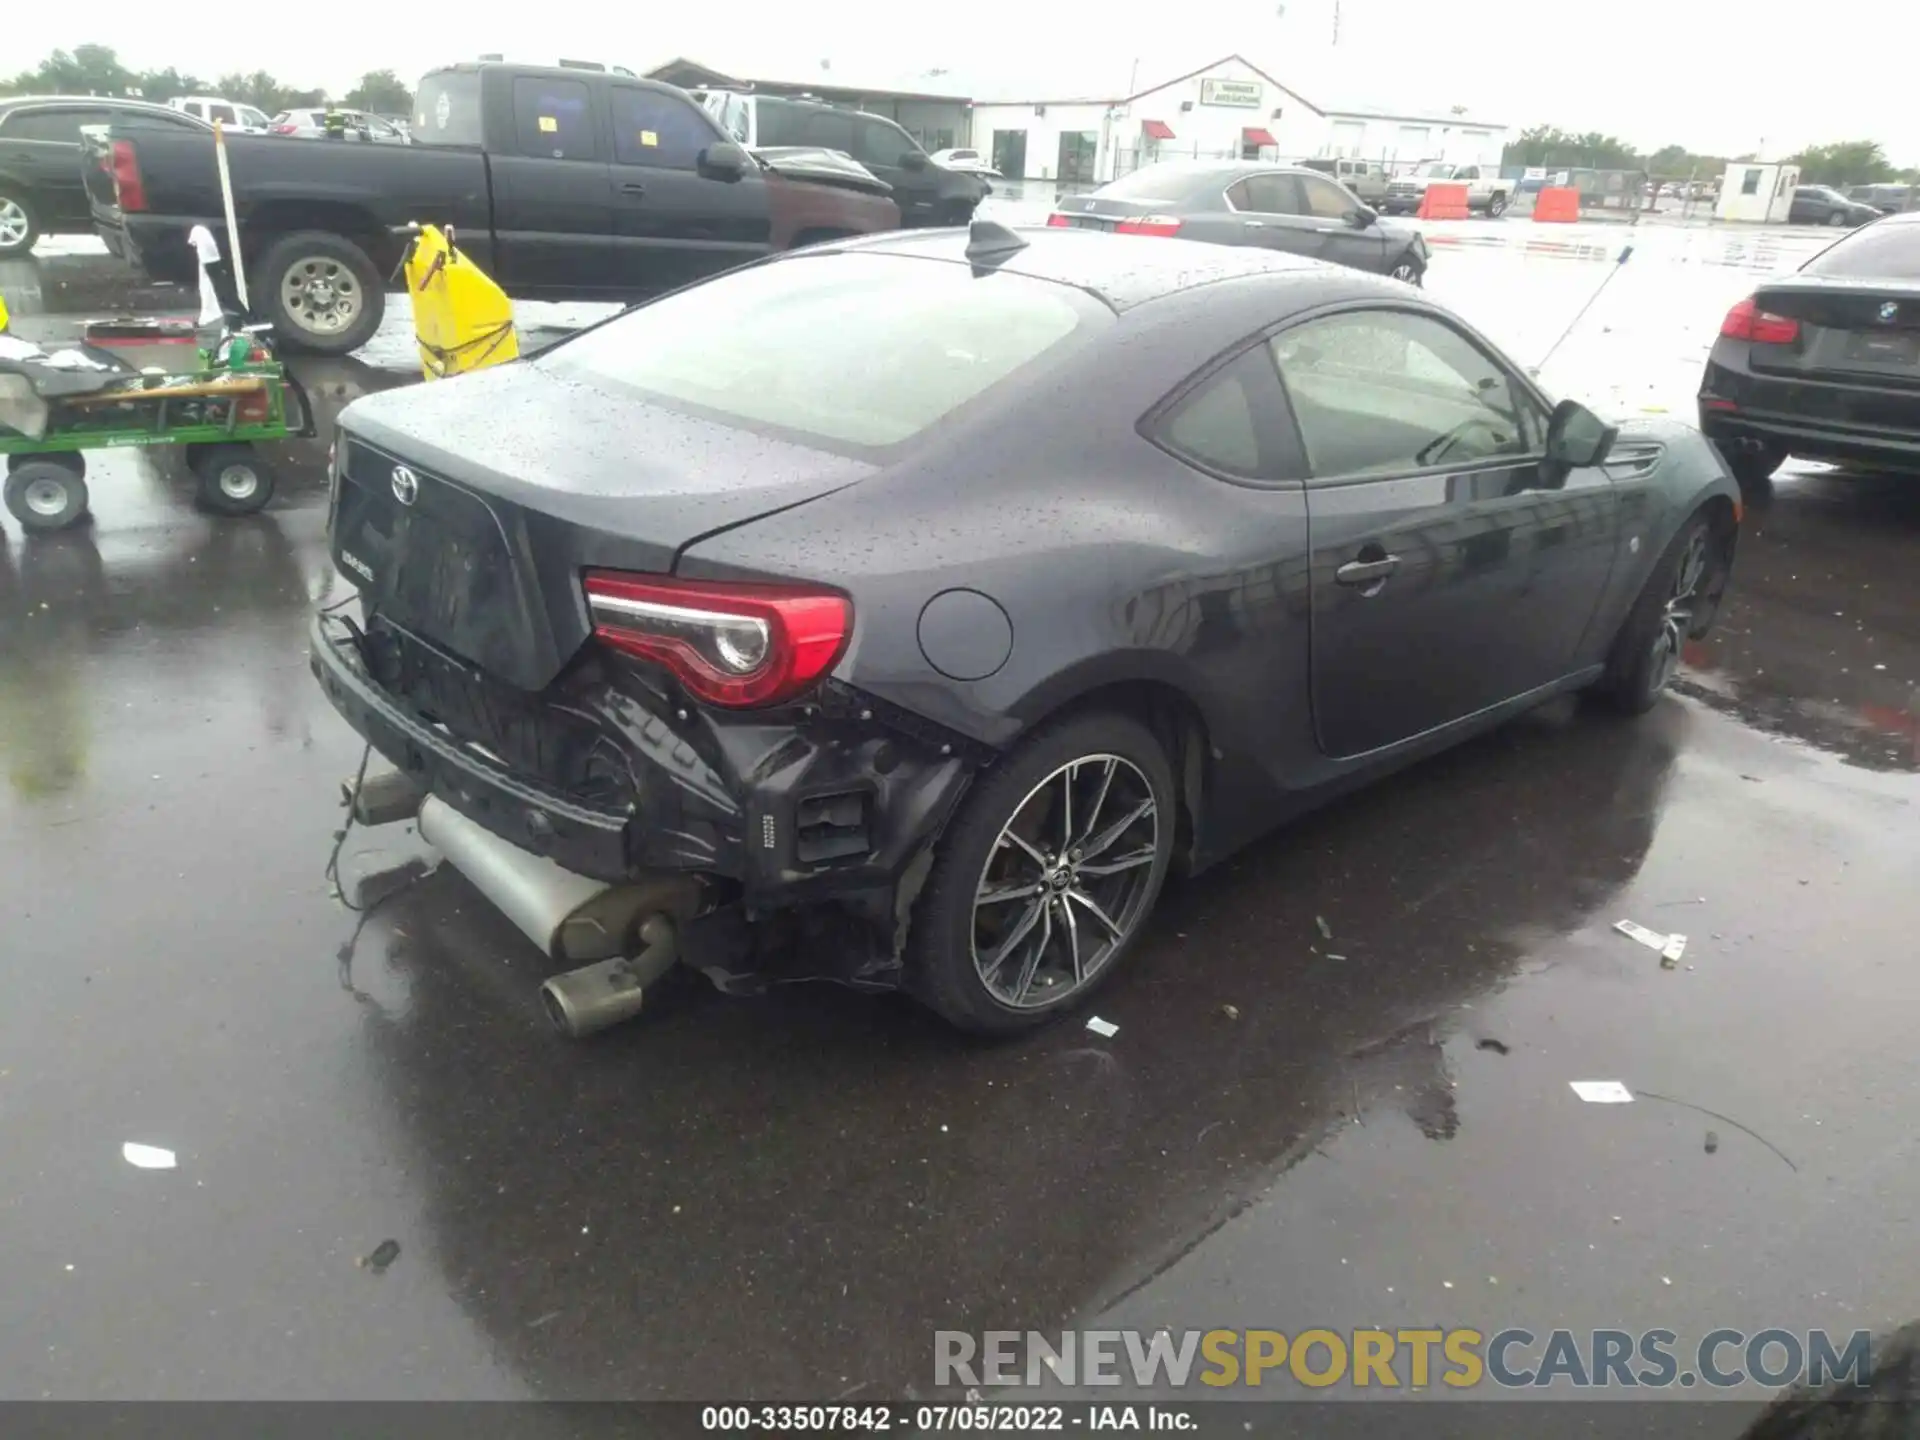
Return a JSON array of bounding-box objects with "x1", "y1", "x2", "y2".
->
[
  {"x1": 699, "y1": 141, "x2": 750, "y2": 180},
  {"x1": 1347, "y1": 205, "x2": 1376, "y2": 228},
  {"x1": 900, "y1": 150, "x2": 929, "y2": 171},
  {"x1": 1545, "y1": 398, "x2": 1617, "y2": 469}
]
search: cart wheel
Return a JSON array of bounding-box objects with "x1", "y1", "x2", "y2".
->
[
  {"x1": 7, "y1": 451, "x2": 85, "y2": 480},
  {"x1": 5, "y1": 461, "x2": 90, "y2": 532},
  {"x1": 187, "y1": 443, "x2": 277, "y2": 517}
]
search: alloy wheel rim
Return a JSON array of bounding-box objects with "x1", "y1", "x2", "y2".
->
[
  {"x1": 282, "y1": 258, "x2": 361, "y2": 333},
  {"x1": 971, "y1": 754, "x2": 1159, "y2": 1010},
  {"x1": 1391, "y1": 261, "x2": 1419, "y2": 283},
  {"x1": 218, "y1": 464, "x2": 259, "y2": 500},
  {"x1": 1649, "y1": 530, "x2": 1709, "y2": 694},
  {"x1": 0, "y1": 199, "x2": 27, "y2": 247},
  {"x1": 23, "y1": 477, "x2": 70, "y2": 516}
]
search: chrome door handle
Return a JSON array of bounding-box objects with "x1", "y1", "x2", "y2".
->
[
  {"x1": 1244, "y1": 219, "x2": 1265, "y2": 228},
  {"x1": 1336, "y1": 555, "x2": 1401, "y2": 588}
]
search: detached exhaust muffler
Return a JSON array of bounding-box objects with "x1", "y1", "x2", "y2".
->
[{"x1": 413, "y1": 795, "x2": 703, "y2": 1038}]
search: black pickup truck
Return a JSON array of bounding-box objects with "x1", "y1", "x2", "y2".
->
[{"x1": 92, "y1": 63, "x2": 901, "y2": 353}]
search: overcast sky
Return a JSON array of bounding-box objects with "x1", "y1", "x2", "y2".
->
[{"x1": 12, "y1": 0, "x2": 1915, "y2": 161}]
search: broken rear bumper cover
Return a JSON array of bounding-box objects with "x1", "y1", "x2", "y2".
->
[{"x1": 308, "y1": 611, "x2": 979, "y2": 983}]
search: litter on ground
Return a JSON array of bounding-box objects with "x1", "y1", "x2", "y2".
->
[
  {"x1": 1614, "y1": 920, "x2": 1670, "y2": 952},
  {"x1": 1570, "y1": 1081, "x2": 1635, "y2": 1104},
  {"x1": 1085, "y1": 1016, "x2": 1119, "y2": 1038},
  {"x1": 121, "y1": 1143, "x2": 177, "y2": 1170}
]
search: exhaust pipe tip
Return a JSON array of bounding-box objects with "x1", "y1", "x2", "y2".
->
[{"x1": 538, "y1": 915, "x2": 678, "y2": 1040}]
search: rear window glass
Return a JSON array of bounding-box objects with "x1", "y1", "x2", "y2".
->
[
  {"x1": 1097, "y1": 167, "x2": 1212, "y2": 202},
  {"x1": 414, "y1": 71, "x2": 483, "y2": 146},
  {"x1": 544, "y1": 253, "x2": 1103, "y2": 449},
  {"x1": 1802, "y1": 221, "x2": 1920, "y2": 279}
]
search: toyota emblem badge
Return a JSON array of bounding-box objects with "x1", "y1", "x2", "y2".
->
[
  {"x1": 1880, "y1": 301, "x2": 1900, "y2": 323},
  {"x1": 391, "y1": 464, "x2": 419, "y2": 506}
]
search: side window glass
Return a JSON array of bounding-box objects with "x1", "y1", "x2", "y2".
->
[
  {"x1": 1156, "y1": 348, "x2": 1279, "y2": 480},
  {"x1": 853, "y1": 116, "x2": 911, "y2": 168},
  {"x1": 801, "y1": 109, "x2": 857, "y2": 154},
  {"x1": 512, "y1": 76, "x2": 596, "y2": 160},
  {"x1": 1235, "y1": 173, "x2": 1300, "y2": 213},
  {"x1": 1271, "y1": 310, "x2": 1537, "y2": 478},
  {"x1": 610, "y1": 87, "x2": 710, "y2": 169},
  {"x1": 1299, "y1": 176, "x2": 1354, "y2": 218}
]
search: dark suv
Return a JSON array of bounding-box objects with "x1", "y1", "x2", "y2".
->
[
  {"x1": 0, "y1": 96, "x2": 208, "y2": 257},
  {"x1": 695, "y1": 90, "x2": 988, "y2": 226}
]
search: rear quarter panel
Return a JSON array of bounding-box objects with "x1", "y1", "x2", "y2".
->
[
  {"x1": 677, "y1": 266, "x2": 1373, "y2": 860},
  {"x1": 116, "y1": 126, "x2": 490, "y2": 275}
]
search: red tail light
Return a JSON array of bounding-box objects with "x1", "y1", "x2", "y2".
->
[
  {"x1": 110, "y1": 140, "x2": 147, "y2": 213},
  {"x1": 1721, "y1": 296, "x2": 1799, "y2": 345},
  {"x1": 1115, "y1": 215, "x2": 1183, "y2": 237},
  {"x1": 270, "y1": 123, "x2": 298, "y2": 134},
  {"x1": 1046, "y1": 212, "x2": 1071, "y2": 227},
  {"x1": 583, "y1": 572, "x2": 851, "y2": 709}
]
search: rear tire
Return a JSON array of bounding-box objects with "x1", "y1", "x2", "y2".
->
[
  {"x1": 906, "y1": 711, "x2": 1177, "y2": 1035},
  {"x1": 1590, "y1": 512, "x2": 1717, "y2": 715},
  {"x1": 0, "y1": 188, "x2": 38, "y2": 258},
  {"x1": 7, "y1": 451, "x2": 85, "y2": 480},
  {"x1": 187, "y1": 443, "x2": 276, "y2": 516},
  {"x1": 1485, "y1": 192, "x2": 1509, "y2": 217},
  {"x1": 5, "y1": 461, "x2": 89, "y2": 532},
  {"x1": 259, "y1": 230, "x2": 384, "y2": 355},
  {"x1": 1717, "y1": 440, "x2": 1785, "y2": 498}
]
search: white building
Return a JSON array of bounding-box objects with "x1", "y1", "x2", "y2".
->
[
  {"x1": 1716, "y1": 160, "x2": 1800, "y2": 223},
  {"x1": 966, "y1": 55, "x2": 1507, "y2": 185}
]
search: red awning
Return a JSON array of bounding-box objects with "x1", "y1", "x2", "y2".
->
[
  {"x1": 1141, "y1": 119, "x2": 1176, "y2": 140},
  {"x1": 1242, "y1": 127, "x2": 1278, "y2": 147}
]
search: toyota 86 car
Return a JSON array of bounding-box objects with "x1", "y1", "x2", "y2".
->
[{"x1": 311, "y1": 221, "x2": 1741, "y2": 1035}]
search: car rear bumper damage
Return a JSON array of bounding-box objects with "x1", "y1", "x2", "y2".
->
[{"x1": 309, "y1": 610, "x2": 980, "y2": 991}]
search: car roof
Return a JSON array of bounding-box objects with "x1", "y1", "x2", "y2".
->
[
  {"x1": 823, "y1": 224, "x2": 1328, "y2": 312},
  {"x1": 0, "y1": 95, "x2": 186, "y2": 114}
]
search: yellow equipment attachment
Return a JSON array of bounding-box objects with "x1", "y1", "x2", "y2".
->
[{"x1": 403, "y1": 223, "x2": 518, "y2": 380}]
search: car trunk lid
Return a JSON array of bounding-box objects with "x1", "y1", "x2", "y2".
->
[
  {"x1": 1748, "y1": 276, "x2": 1920, "y2": 388},
  {"x1": 1048, "y1": 195, "x2": 1174, "y2": 231},
  {"x1": 330, "y1": 362, "x2": 872, "y2": 692}
]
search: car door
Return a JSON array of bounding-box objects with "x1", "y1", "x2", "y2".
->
[
  {"x1": 1789, "y1": 189, "x2": 1817, "y2": 223},
  {"x1": 488, "y1": 73, "x2": 615, "y2": 292},
  {"x1": 606, "y1": 82, "x2": 772, "y2": 293},
  {"x1": 848, "y1": 113, "x2": 940, "y2": 223},
  {"x1": 1224, "y1": 172, "x2": 1329, "y2": 259},
  {"x1": 1, "y1": 104, "x2": 110, "y2": 226},
  {"x1": 1296, "y1": 171, "x2": 1388, "y2": 273},
  {"x1": 1271, "y1": 305, "x2": 1620, "y2": 756}
]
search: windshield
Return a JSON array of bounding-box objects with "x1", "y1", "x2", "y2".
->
[
  {"x1": 543, "y1": 253, "x2": 1103, "y2": 450},
  {"x1": 1096, "y1": 167, "x2": 1215, "y2": 202},
  {"x1": 412, "y1": 70, "x2": 483, "y2": 146},
  {"x1": 237, "y1": 106, "x2": 270, "y2": 128},
  {"x1": 1411, "y1": 162, "x2": 1456, "y2": 178},
  {"x1": 1802, "y1": 220, "x2": 1920, "y2": 279}
]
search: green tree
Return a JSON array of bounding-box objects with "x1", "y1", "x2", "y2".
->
[
  {"x1": 134, "y1": 66, "x2": 211, "y2": 104},
  {"x1": 3, "y1": 42, "x2": 136, "y2": 97},
  {"x1": 1786, "y1": 140, "x2": 1895, "y2": 187},
  {"x1": 1502, "y1": 125, "x2": 1642, "y2": 171},
  {"x1": 344, "y1": 70, "x2": 412, "y2": 116}
]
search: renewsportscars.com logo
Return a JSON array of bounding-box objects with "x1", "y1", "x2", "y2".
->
[{"x1": 936, "y1": 1328, "x2": 1875, "y2": 1392}]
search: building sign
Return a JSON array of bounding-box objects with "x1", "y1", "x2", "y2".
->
[{"x1": 1199, "y1": 78, "x2": 1263, "y2": 108}]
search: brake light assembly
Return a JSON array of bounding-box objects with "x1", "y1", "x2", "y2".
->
[
  {"x1": 270, "y1": 123, "x2": 299, "y2": 135},
  {"x1": 1115, "y1": 215, "x2": 1184, "y2": 237},
  {"x1": 110, "y1": 139, "x2": 147, "y2": 213},
  {"x1": 1721, "y1": 296, "x2": 1799, "y2": 345},
  {"x1": 583, "y1": 572, "x2": 851, "y2": 708},
  {"x1": 1046, "y1": 212, "x2": 1070, "y2": 227}
]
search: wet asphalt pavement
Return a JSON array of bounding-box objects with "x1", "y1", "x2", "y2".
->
[{"x1": 1, "y1": 232, "x2": 1917, "y2": 1425}]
